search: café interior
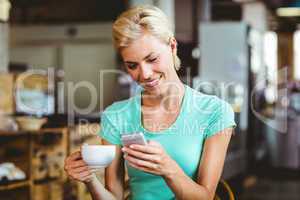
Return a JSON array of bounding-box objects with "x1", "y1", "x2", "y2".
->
[{"x1": 0, "y1": 0, "x2": 300, "y2": 199}]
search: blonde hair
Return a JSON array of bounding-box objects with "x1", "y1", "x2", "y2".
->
[{"x1": 112, "y1": 5, "x2": 181, "y2": 70}]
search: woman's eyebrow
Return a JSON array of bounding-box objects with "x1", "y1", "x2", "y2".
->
[
  {"x1": 124, "y1": 61, "x2": 137, "y2": 64},
  {"x1": 143, "y1": 52, "x2": 155, "y2": 60},
  {"x1": 124, "y1": 52, "x2": 155, "y2": 63}
]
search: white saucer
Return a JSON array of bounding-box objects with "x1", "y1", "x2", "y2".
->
[{"x1": 89, "y1": 165, "x2": 106, "y2": 169}]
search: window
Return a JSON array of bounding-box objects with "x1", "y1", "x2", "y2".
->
[
  {"x1": 263, "y1": 32, "x2": 278, "y2": 103},
  {"x1": 294, "y1": 30, "x2": 300, "y2": 80}
]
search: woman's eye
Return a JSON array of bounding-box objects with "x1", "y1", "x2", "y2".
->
[{"x1": 126, "y1": 63, "x2": 138, "y2": 70}]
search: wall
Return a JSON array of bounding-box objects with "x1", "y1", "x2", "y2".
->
[
  {"x1": 242, "y1": 1, "x2": 268, "y2": 32},
  {"x1": 10, "y1": 23, "x2": 118, "y2": 114},
  {"x1": 0, "y1": 23, "x2": 8, "y2": 72},
  {"x1": 129, "y1": 0, "x2": 175, "y2": 29}
]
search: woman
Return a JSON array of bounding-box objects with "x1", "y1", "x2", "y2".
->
[{"x1": 64, "y1": 5, "x2": 235, "y2": 200}]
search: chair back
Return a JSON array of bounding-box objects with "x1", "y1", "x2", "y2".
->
[{"x1": 214, "y1": 179, "x2": 235, "y2": 200}]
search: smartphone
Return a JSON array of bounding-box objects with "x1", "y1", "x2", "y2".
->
[{"x1": 121, "y1": 132, "x2": 147, "y2": 147}]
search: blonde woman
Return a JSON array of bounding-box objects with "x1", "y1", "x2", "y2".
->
[{"x1": 64, "y1": 5, "x2": 235, "y2": 200}]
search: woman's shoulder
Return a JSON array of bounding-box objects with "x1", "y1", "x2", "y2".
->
[
  {"x1": 186, "y1": 86, "x2": 236, "y2": 135},
  {"x1": 187, "y1": 86, "x2": 232, "y2": 112},
  {"x1": 102, "y1": 95, "x2": 139, "y2": 117}
]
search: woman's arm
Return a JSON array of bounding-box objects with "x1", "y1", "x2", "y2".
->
[
  {"x1": 122, "y1": 128, "x2": 233, "y2": 200},
  {"x1": 163, "y1": 128, "x2": 233, "y2": 200},
  {"x1": 85, "y1": 140, "x2": 125, "y2": 200},
  {"x1": 64, "y1": 140, "x2": 124, "y2": 200}
]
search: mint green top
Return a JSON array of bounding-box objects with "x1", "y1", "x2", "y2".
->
[{"x1": 98, "y1": 85, "x2": 236, "y2": 200}]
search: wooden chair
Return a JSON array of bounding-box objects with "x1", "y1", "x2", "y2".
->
[{"x1": 214, "y1": 179, "x2": 235, "y2": 200}]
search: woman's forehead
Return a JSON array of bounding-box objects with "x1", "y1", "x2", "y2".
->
[{"x1": 121, "y1": 34, "x2": 167, "y2": 60}]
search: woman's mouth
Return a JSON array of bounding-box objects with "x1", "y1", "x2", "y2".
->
[{"x1": 143, "y1": 76, "x2": 162, "y2": 88}]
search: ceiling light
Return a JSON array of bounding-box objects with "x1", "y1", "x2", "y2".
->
[
  {"x1": 232, "y1": 0, "x2": 255, "y2": 3},
  {"x1": 276, "y1": 7, "x2": 300, "y2": 17}
]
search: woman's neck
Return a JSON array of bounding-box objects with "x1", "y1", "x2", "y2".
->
[{"x1": 142, "y1": 80, "x2": 185, "y2": 111}]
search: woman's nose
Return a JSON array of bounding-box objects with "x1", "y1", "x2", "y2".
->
[{"x1": 139, "y1": 63, "x2": 153, "y2": 80}]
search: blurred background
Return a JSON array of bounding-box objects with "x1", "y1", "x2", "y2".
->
[{"x1": 0, "y1": 0, "x2": 300, "y2": 199}]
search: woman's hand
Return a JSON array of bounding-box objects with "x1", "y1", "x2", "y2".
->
[
  {"x1": 122, "y1": 141, "x2": 183, "y2": 178},
  {"x1": 64, "y1": 151, "x2": 96, "y2": 183}
]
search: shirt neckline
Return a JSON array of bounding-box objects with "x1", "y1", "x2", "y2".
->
[{"x1": 137, "y1": 84, "x2": 189, "y2": 135}]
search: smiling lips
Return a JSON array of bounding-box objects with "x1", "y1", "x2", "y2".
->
[{"x1": 142, "y1": 75, "x2": 162, "y2": 88}]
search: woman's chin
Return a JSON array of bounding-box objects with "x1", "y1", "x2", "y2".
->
[
  {"x1": 142, "y1": 77, "x2": 168, "y2": 96},
  {"x1": 143, "y1": 85, "x2": 162, "y2": 96}
]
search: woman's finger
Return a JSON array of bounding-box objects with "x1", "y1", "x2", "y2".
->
[
  {"x1": 69, "y1": 160, "x2": 87, "y2": 168},
  {"x1": 125, "y1": 154, "x2": 158, "y2": 169},
  {"x1": 127, "y1": 144, "x2": 162, "y2": 155},
  {"x1": 72, "y1": 166, "x2": 90, "y2": 173},
  {"x1": 72, "y1": 170, "x2": 91, "y2": 181},
  {"x1": 68, "y1": 151, "x2": 82, "y2": 161},
  {"x1": 123, "y1": 147, "x2": 162, "y2": 163},
  {"x1": 126, "y1": 160, "x2": 157, "y2": 175}
]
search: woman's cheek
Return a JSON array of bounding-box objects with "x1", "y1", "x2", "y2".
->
[
  {"x1": 127, "y1": 70, "x2": 139, "y2": 82},
  {"x1": 157, "y1": 58, "x2": 171, "y2": 71}
]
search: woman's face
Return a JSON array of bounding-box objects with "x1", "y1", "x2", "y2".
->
[{"x1": 120, "y1": 33, "x2": 178, "y2": 95}]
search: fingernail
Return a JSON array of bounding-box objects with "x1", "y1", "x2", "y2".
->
[{"x1": 130, "y1": 145, "x2": 134, "y2": 148}]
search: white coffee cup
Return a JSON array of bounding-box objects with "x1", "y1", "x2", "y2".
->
[{"x1": 81, "y1": 144, "x2": 115, "y2": 168}]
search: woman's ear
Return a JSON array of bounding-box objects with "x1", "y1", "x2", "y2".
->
[{"x1": 169, "y1": 37, "x2": 177, "y2": 53}]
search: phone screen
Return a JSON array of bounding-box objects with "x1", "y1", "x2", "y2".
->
[{"x1": 121, "y1": 132, "x2": 147, "y2": 147}]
